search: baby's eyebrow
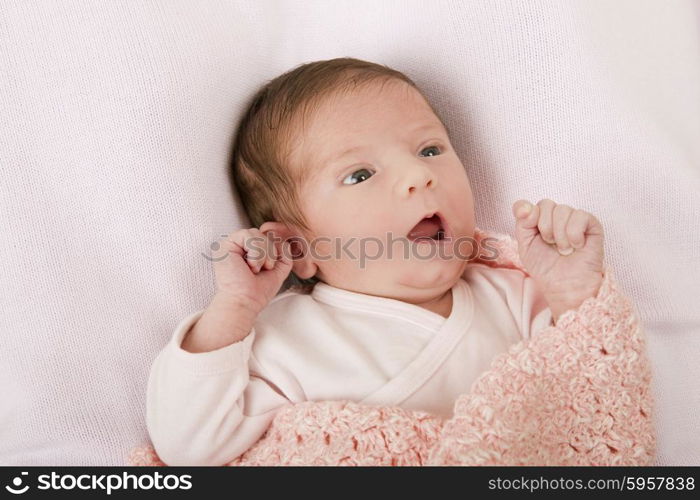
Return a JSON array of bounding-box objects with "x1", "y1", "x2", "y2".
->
[
  {"x1": 413, "y1": 123, "x2": 446, "y2": 135},
  {"x1": 326, "y1": 145, "x2": 364, "y2": 167},
  {"x1": 323, "y1": 123, "x2": 447, "y2": 170}
]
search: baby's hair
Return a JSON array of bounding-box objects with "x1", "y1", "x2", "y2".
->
[{"x1": 229, "y1": 57, "x2": 439, "y2": 290}]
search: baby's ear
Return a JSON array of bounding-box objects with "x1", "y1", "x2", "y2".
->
[
  {"x1": 259, "y1": 221, "x2": 318, "y2": 280},
  {"x1": 259, "y1": 220, "x2": 294, "y2": 254},
  {"x1": 258, "y1": 221, "x2": 291, "y2": 240}
]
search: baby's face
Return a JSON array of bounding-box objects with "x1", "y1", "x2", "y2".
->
[{"x1": 289, "y1": 79, "x2": 475, "y2": 303}]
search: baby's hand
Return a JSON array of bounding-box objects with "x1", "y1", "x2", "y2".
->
[
  {"x1": 512, "y1": 199, "x2": 605, "y2": 323},
  {"x1": 211, "y1": 228, "x2": 294, "y2": 314}
]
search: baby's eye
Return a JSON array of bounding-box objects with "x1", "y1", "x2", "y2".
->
[
  {"x1": 342, "y1": 168, "x2": 375, "y2": 185},
  {"x1": 419, "y1": 145, "x2": 442, "y2": 157}
]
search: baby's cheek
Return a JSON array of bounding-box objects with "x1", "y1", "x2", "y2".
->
[
  {"x1": 307, "y1": 237, "x2": 333, "y2": 261},
  {"x1": 342, "y1": 237, "x2": 381, "y2": 271}
]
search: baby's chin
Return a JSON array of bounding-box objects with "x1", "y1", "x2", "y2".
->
[
  {"x1": 319, "y1": 255, "x2": 467, "y2": 296},
  {"x1": 388, "y1": 257, "x2": 466, "y2": 293}
]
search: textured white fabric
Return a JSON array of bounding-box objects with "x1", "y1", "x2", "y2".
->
[
  {"x1": 147, "y1": 264, "x2": 553, "y2": 465},
  {"x1": 1, "y1": 0, "x2": 698, "y2": 465}
]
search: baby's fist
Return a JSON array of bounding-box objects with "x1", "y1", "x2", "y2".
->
[{"x1": 511, "y1": 199, "x2": 605, "y2": 319}]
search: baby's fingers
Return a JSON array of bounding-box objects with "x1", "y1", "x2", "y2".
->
[
  {"x1": 242, "y1": 229, "x2": 269, "y2": 273},
  {"x1": 536, "y1": 199, "x2": 556, "y2": 244},
  {"x1": 512, "y1": 199, "x2": 540, "y2": 246},
  {"x1": 261, "y1": 232, "x2": 278, "y2": 270},
  {"x1": 565, "y1": 210, "x2": 588, "y2": 249},
  {"x1": 566, "y1": 209, "x2": 603, "y2": 250},
  {"x1": 552, "y1": 204, "x2": 574, "y2": 255}
]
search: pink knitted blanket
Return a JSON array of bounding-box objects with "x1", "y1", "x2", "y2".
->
[{"x1": 129, "y1": 228, "x2": 655, "y2": 466}]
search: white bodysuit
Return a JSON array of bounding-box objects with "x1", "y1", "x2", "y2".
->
[{"x1": 146, "y1": 262, "x2": 553, "y2": 465}]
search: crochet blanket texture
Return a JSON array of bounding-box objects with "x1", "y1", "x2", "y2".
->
[{"x1": 129, "y1": 228, "x2": 655, "y2": 466}]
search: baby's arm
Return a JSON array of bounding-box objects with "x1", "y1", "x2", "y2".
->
[
  {"x1": 181, "y1": 290, "x2": 261, "y2": 352},
  {"x1": 146, "y1": 310, "x2": 296, "y2": 465},
  {"x1": 147, "y1": 227, "x2": 295, "y2": 465},
  {"x1": 512, "y1": 199, "x2": 605, "y2": 325}
]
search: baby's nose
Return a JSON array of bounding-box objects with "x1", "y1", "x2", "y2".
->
[
  {"x1": 398, "y1": 164, "x2": 437, "y2": 196},
  {"x1": 408, "y1": 177, "x2": 434, "y2": 194}
]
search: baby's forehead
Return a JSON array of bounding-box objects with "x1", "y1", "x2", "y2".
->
[
  {"x1": 310, "y1": 86, "x2": 438, "y2": 134},
  {"x1": 283, "y1": 80, "x2": 443, "y2": 168},
  {"x1": 328, "y1": 78, "x2": 424, "y2": 109}
]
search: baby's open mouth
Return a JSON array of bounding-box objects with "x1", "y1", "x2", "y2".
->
[{"x1": 407, "y1": 213, "x2": 447, "y2": 241}]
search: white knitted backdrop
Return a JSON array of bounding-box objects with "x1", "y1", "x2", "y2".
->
[{"x1": 1, "y1": 0, "x2": 698, "y2": 465}]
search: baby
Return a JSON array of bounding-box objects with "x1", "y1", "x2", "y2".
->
[{"x1": 146, "y1": 57, "x2": 605, "y2": 466}]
